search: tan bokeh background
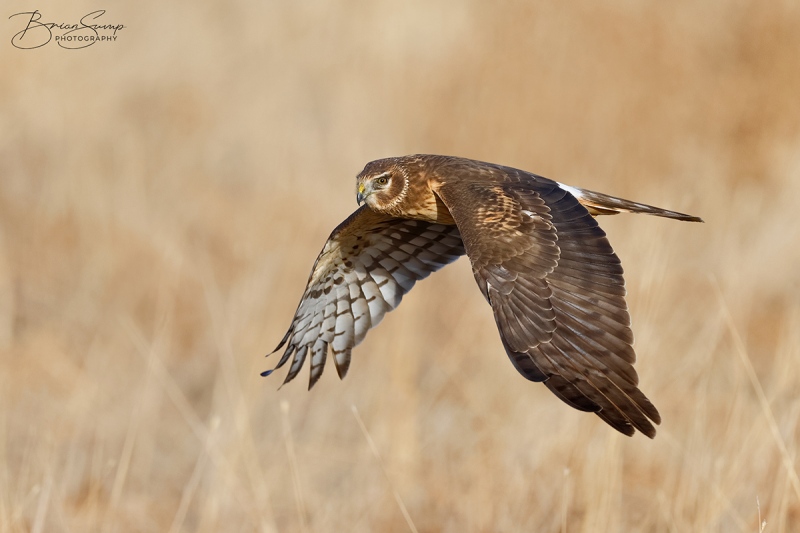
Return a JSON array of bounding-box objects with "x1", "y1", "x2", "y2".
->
[{"x1": 2, "y1": 1, "x2": 799, "y2": 531}]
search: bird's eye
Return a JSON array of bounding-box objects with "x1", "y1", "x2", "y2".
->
[{"x1": 375, "y1": 176, "x2": 389, "y2": 186}]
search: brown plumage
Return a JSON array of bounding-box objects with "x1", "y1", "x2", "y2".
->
[{"x1": 266, "y1": 155, "x2": 703, "y2": 438}]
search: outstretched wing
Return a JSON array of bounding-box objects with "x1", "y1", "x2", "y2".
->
[
  {"x1": 266, "y1": 206, "x2": 465, "y2": 389},
  {"x1": 433, "y1": 161, "x2": 660, "y2": 437}
]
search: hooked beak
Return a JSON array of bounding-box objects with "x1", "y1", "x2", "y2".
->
[{"x1": 356, "y1": 184, "x2": 366, "y2": 205}]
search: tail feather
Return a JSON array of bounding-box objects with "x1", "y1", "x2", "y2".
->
[{"x1": 558, "y1": 183, "x2": 704, "y2": 223}]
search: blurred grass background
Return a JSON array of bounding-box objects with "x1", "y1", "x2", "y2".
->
[{"x1": 1, "y1": 0, "x2": 799, "y2": 531}]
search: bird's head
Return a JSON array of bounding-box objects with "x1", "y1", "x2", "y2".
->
[{"x1": 355, "y1": 158, "x2": 410, "y2": 213}]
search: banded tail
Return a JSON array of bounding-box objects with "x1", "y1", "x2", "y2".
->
[{"x1": 558, "y1": 183, "x2": 704, "y2": 223}]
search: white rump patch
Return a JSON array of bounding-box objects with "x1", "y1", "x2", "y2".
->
[{"x1": 557, "y1": 182, "x2": 585, "y2": 200}]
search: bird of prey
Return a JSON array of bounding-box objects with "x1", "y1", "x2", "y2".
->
[{"x1": 265, "y1": 155, "x2": 702, "y2": 437}]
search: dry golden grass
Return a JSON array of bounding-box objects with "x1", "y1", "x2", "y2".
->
[{"x1": 2, "y1": 1, "x2": 799, "y2": 531}]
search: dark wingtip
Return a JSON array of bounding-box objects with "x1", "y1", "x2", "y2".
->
[
  {"x1": 260, "y1": 369, "x2": 274, "y2": 377},
  {"x1": 332, "y1": 349, "x2": 352, "y2": 380},
  {"x1": 647, "y1": 404, "x2": 662, "y2": 426},
  {"x1": 632, "y1": 410, "x2": 658, "y2": 439},
  {"x1": 334, "y1": 358, "x2": 351, "y2": 380},
  {"x1": 629, "y1": 409, "x2": 659, "y2": 439},
  {"x1": 267, "y1": 329, "x2": 293, "y2": 357}
]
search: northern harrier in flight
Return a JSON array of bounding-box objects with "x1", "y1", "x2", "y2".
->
[{"x1": 265, "y1": 155, "x2": 702, "y2": 437}]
